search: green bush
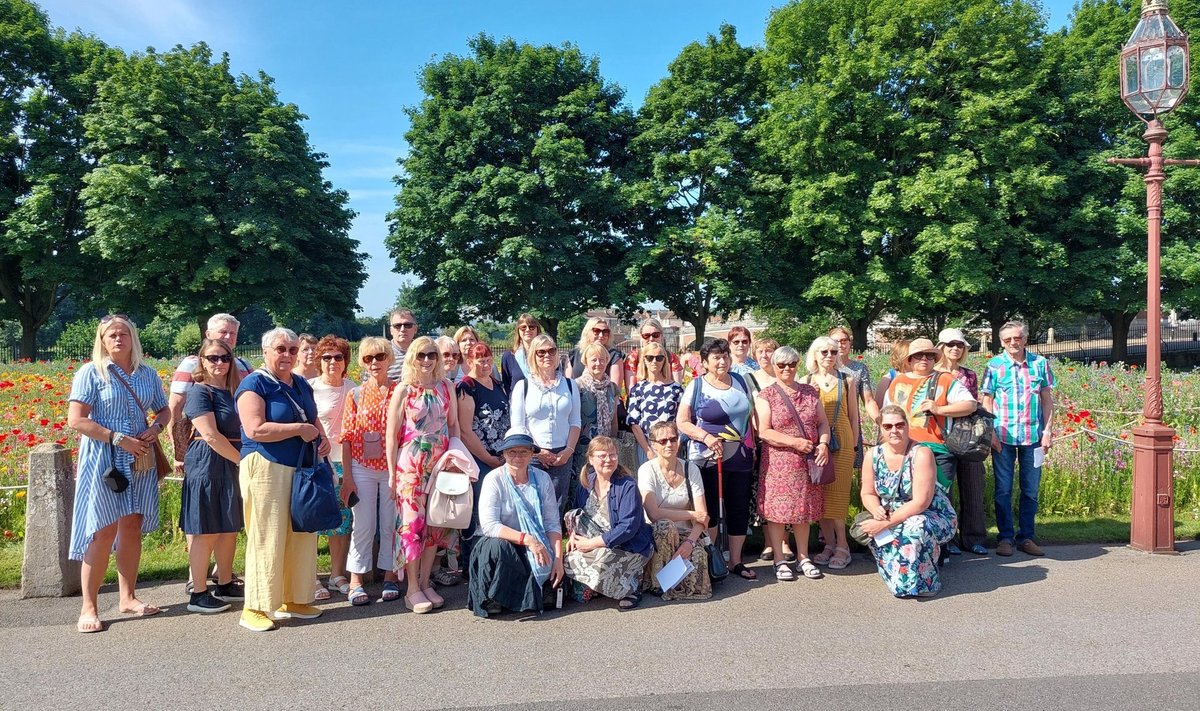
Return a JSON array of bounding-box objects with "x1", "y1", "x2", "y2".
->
[
  {"x1": 138, "y1": 317, "x2": 179, "y2": 358},
  {"x1": 173, "y1": 323, "x2": 202, "y2": 356},
  {"x1": 54, "y1": 319, "x2": 98, "y2": 357}
]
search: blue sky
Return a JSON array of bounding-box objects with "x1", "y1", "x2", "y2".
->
[{"x1": 38, "y1": 0, "x2": 1079, "y2": 317}]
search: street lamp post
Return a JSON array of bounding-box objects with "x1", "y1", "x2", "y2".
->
[{"x1": 1107, "y1": 0, "x2": 1199, "y2": 553}]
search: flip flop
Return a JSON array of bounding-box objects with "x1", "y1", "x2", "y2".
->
[
  {"x1": 731, "y1": 563, "x2": 758, "y2": 581},
  {"x1": 119, "y1": 602, "x2": 161, "y2": 617},
  {"x1": 380, "y1": 581, "x2": 401, "y2": 602},
  {"x1": 76, "y1": 615, "x2": 103, "y2": 633}
]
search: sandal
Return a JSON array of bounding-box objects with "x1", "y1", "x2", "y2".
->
[
  {"x1": 797, "y1": 557, "x2": 824, "y2": 579},
  {"x1": 758, "y1": 547, "x2": 774, "y2": 562},
  {"x1": 349, "y1": 586, "x2": 370, "y2": 606},
  {"x1": 380, "y1": 581, "x2": 401, "y2": 602},
  {"x1": 314, "y1": 580, "x2": 331, "y2": 601},
  {"x1": 327, "y1": 575, "x2": 350, "y2": 595},
  {"x1": 774, "y1": 561, "x2": 796, "y2": 582},
  {"x1": 731, "y1": 563, "x2": 758, "y2": 581},
  {"x1": 618, "y1": 592, "x2": 642, "y2": 610},
  {"x1": 76, "y1": 615, "x2": 103, "y2": 633},
  {"x1": 813, "y1": 544, "x2": 835, "y2": 565},
  {"x1": 828, "y1": 546, "x2": 852, "y2": 570}
]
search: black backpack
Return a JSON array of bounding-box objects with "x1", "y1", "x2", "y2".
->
[{"x1": 944, "y1": 402, "x2": 995, "y2": 462}]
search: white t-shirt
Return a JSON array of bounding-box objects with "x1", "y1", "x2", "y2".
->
[
  {"x1": 169, "y1": 355, "x2": 254, "y2": 394},
  {"x1": 637, "y1": 458, "x2": 704, "y2": 525},
  {"x1": 312, "y1": 377, "x2": 356, "y2": 460}
]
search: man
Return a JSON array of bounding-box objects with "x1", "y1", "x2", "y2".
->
[
  {"x1": 980, "y1": 321, "x2": 1056, "y2": 557},
  {"x1": 386, "y1": 308, "x2": 418, "y2": 382}
]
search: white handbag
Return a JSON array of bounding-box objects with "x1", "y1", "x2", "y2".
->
[{"x1": 427, "y1": 470, "x2": 473, "y2": 529}]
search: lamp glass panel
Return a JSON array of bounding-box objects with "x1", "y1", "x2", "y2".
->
[
  {"x1": 1142, "y1": 46, "x2": 1166, "y2": 91},
  {"x1": 1167, "y1": 45, "x2": 1187, "y2": 88}
]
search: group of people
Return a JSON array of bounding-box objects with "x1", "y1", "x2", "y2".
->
[{"x1": 65, "y1": 309, "x2": 1056, "y2": 632}]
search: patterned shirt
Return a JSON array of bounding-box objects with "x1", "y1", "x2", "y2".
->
[
  {"x1": 980, "y1": 351, "x2": 1056, "y2": 446},
  {"x1": 341, "y1": 380, "x2": 396, "y2": 470}
]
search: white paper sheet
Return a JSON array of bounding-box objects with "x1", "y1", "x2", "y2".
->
[
  {"x1": 1033, "y1": 446, "x2": 1045, "y2": 468},
  {"x1": 873, "y1": 527, "x2": 897, "y2": 546},
  {"x1": 655, "y1": 555, "x2": 696, "y2": 593}
]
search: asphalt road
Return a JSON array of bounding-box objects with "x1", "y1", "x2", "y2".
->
[{"x1": 2, "y1": 542, "x2": 1197, "y2": 710}]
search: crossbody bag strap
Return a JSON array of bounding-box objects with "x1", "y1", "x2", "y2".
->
[
  {"x1": 108, "y1": 365, "x2": 149, "y2": 431},
  {"x1": 770, "y1": 382, "x2": 811, "y2": 441},
  {"x1": 682, "y1": 462, "x2": 695, "y2": 511},
  {"x1": 833, "y1": 373, "x2": 843, "y2": 425}
]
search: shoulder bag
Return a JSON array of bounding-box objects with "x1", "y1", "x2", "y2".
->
[
  {"x1": 772, "y1": 382, "x2": 834, "y2": 485},
  {"x1": 108, "y1": 366, "x2": 172, "y2": 479},
  {"x1": 427, "y1": 463, "x2": 473, "y2": 530},
  {"x1": 944, "y1": 401, "x2": 995, "y2": 462},
  {"x1": 683, "y1": 467, "x2": 727, "y2": 582}
]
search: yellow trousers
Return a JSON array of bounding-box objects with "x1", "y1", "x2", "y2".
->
[{"x1": 239, "y1": 452, "x2": 317, "y2": 612}]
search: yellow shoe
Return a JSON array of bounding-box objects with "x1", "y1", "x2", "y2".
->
[
  {"x1": 239, "y1": 609, "x2": 277, "y2": 632},
  {"x1": 273, "y1": 603, "x2": 322, "y2": 620}
]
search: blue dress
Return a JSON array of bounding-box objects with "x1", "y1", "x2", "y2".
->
[
  {"x1": 67, "y1": 362, "x2": 168, "y2": 560},
  {"x1": 180, "y1": 384, "x2": 243, "y2": 534}
]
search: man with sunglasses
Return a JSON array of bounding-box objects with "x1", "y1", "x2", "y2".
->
[
  {"x1": 386, "y1": 308, "x2": 419, "y2": 382},
  {"x1": 980, "y1": 321, "x2": 1056, "y2": 557}
]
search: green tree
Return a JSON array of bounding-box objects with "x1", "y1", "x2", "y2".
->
[
  {"x1": 79, "y1": 44, "x2": 366, "y2": 334},
  {"x1": 625, "y1": 24, "x2": 774, "y2": 345},
  {"x1": 386, "y1": 34, "x2": 637, "y2": 338},
  {"x1": 758, "y1": 0, "x2": 1062, "y2": 348},
  {"x1": 0, "y1": 1, "x2": 124, "y2": 358}
]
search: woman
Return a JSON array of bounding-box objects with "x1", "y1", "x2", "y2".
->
[
  {"x1": 340, "y1": 337, "x2": 401, "y2": 605},
  {"x1": 293, "y1": 333, "x2": 320, "y2": 380},
  {"x1": 882, "y1": 338, "x2": 977, "y2": 494},
  {"x1": 457, "y1": 341, "x2": 510, "y2": 569},
  {"x1": 567, "y1": 316, "x2": 623, "y2": 383},
  {"x1": 755, "y1": 346, "x2": 830, "y2": 582},
  {"x1": 501, "y1": 313, "x2": 541, "y2": 394},
  {"x1": 573, "y1": 342, "x2": 620, "y2": 478},
  {"x1": 235, "y1": 328, "x2": 330, "y2": 632},
  {"x1": 830, "y1": 326, "x2": 882, "y2": 468},
  {"x1": 728, "y1": 326, "x2": 758, "y2": 376},
  {"x1": 936, "y1": 328, "x2": 985, "y2": 555},
  {"x1": 675, "y1": 338, "x2": 757, "y2": 580},
  {"x1": 386, "y1": 336, "x2": 462, "y2": 614},
  {"x1": 800, "y1": 337, "x2": 860, "y2": 571},
  {"x1": 436, "y1": 335, "x2": 463, "y2": 384},
  {"x1": 636, "y1": 421, "x2": 711, "y2": 601},
  {"x1": 181, "y1": 339, "x2": 244, "y2": 614},
  {"x1": 510, "y1": 334, "x2": 581, "y2": 511},
  {"x1": 468, "y1": 429, "x2": 565, "y2": 617},
  {"x1": 311, "y1": 335, "x2": 356, "y2": 600},
  {"x1": 434, "y1": 334, "x2": 466, "y2": 583},
  {"x1": 741, "y1": 337, "x2": 783, "y2": 561},
  {"x1": 67, "y1": 315, "x2": 169, "y2": 632},
  {"x1": 623, "y1": 317, "x2": 683, "y2": 393},
  {"x1": 859, "y1": 406, "x2": 958, "y2": 598},
  {"x1": 626, "y1": 341, "x2": 685, "y2": 465},
  {"x1": 565, "y1": 437, "x2": 653, "y2": 609},
  {"x1": 874, "y1": 339, "x2": 911, "y2": 408}
]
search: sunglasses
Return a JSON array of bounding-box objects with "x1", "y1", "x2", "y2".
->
[
  {"x1": 730, "y1": 339, "x2": 750, "y2": 345},
  {"x1": 362, "y1": 353, "x2": 389, "y2": 363},
  {"x1": 442, "y1": 352, "x2": 461, "y2": 361},
  {"x1": 880, "y1": 422, "x2": 907, "y2": 431},
  {"x1": 819, "y1": 349, "x2": 837, "y2": 356},
  {"x1": 518, "y1": 324, "x2": 539, "y2": 331},
  {"x1": 202, "y1": 354, "x2": 233, "y2": 364},
  {"x1": 415, "y1": 351, "x2": 438, "y2": 362},
  {"x1": 653, "y1": 437, "x2": 678, "y2": 445},
  {"x1": 775, "y1": 361, "x2": 799, "y2": 369},
  {"x1": 391, "y1": 322, "x2": 416, "y2": 330},
  {"x1": 909, "y1": 353, "x2": 936, "y2": 361},
  {"x1": 535, "y1": 348, "x2": 557, "y2": 358},
  {"x1": 273, "y1": 346, "x2": 300, "y2": 355},
  {"x1": 641, "y1": 331, "x2": 662, "y2": 339},
  {"x1": 644, "y1": 354, "x2": 665, "y2": 363},
  {"x1": 100, "y1": 313, "x2": 130, "y2": 324},
  {"x1": 944, "y1": 342, "x2": 967, "y2": 349},
  {"x1": 320, "y1": 354, "x2": 345, "y2": 362},
  {"x1": 592, "y1": 328, "x2": 610, "y2": 335}
]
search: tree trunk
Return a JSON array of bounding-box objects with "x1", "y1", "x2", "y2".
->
[
  {"x1": 1102, "y1": 310, "x2": 1137, "y2": 362},
  {"x1": 850, "y1": 318, "x2": 871, "y2": 352},
  {"x1": 541, "y1": 317, "x2": 559, "y2": 345},
  {"x1": 19, "y1": 322, "x2": 38, "y2": 361},
  {"x1": 690, "y1": 317, "x2": 706, "y2": 351},
  {"x1": 988, "y1": 316, "x2": 1007, "y2": 354}
]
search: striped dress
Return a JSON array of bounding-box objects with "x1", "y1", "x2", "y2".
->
[{"x1": 68, "y1": 362, "x2": 168, "y2": 560}]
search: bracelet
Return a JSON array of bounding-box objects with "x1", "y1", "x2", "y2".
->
[
  {"x1": 519, "y1": 532, "x2": 527, "y2": 546},
  {"x1": 107, "y1": 430, "x2": 115, "y2": 445}
]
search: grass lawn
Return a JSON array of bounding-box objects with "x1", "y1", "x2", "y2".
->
[{"x1": 2, "y1": 518, "x2": 1198, "y2": 589}]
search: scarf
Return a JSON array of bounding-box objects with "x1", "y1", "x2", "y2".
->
[
  {"x1": 577, "y1": 371, "x2": 615, "y2": 439},
  {"x1": 502, "y1": 466, "x2": 554, "y2": 586},
  {"x1": 515, "y1": 346, "x2": 531, "y2": 378}
]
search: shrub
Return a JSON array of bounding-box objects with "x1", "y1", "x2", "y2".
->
[
  {"x1": 54, "y1": 320, "x2": 98, "y2": 358},
  {"x1": 173, "y1": 324, "x2": 202, "y2": 356}
]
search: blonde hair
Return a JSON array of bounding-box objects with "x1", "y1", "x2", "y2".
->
[
  {"x1": 636, "y1": 342, "x2": 670, "y2": 383},
  {"x1": 193, "y1": 339, "x2": 242, "y2": 395},
  {"x1": 580, "y1": 342, "x2": 609, "y2": 373},
  {"x1": 527, "y1": 334, "x2": 559, "y2": 382},
  {"x1": 358, "y1": 336, "x2": 393, "y2": 363},
  {"x1": 577, "y1": 435, "x2": 630, "y2": 489},
  {"x1": 401, "y1": 336, "x2": 444, "y2": 387},
  {"x1": 453, "y1": 326, "x2": 478, "y2": 348},
  {"x1": 888, "y1": 339, "x2": 911, "y2": 372},
  {"x1": 510, "y1": 313, "x2": 541, "y2": 353},
  {"x1": 805, "y1": 336, "x2": 840, "y2": 374},
  {"x1": 575, "y1": 316, "x2": 610, "y2": 353},
  {"x1": 92, "y1": 316, "x2": 146, "y2": 382}
]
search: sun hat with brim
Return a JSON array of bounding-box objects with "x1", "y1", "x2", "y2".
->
[
  {"x1": 497, "y1": 429, "x2": 540, "y2": 453},
  {"x1": 936, "y1": 328, "x2": 967, "y2": 347},
  {"x1": 904, "y1": 338, "x2": 941, "y2": 360}
]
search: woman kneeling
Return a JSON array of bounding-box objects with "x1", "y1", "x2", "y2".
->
[{"x1": 468, "y1": 430, "x2": 564, "y2": 617}]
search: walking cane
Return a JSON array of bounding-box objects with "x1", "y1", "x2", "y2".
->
[{"x1": 716, "y1": 451, "x2": 728, "y2": 558}]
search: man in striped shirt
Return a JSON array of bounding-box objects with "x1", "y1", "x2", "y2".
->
[{"x1": 980, "y1": 321, "x2": 1056, "y2": 558}]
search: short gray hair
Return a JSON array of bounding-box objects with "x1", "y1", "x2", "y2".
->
[
  {"x1": 261, "y1": 327, "x2": 298, "y2": 350},
  {"x1": 999, "y1": 321, "x2": 1028, "y2": 337},
  {"x1": 207, "y1": 313, "x2": 240, "y2": 331},
  {"x1": 772, "y1": 345, "x2": 801, "y2": 365}
]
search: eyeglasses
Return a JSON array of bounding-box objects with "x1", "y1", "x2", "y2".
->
[
  {"x1": 272, "y1": 346, "x2": 300, "y2": 355},
  {"x1": 361, "y1": 353, "x2": 389, "y2": 363},
  {"x1": 880, "y1": 422, "x2": 907, "y2": 431},
  {"x1": 590, "y1": 451, "x2": 618, "y2": 460},
  {"x1": 320, "y1": 354, "x2": 345, "y2": 362},
  {"x1": 202, "y1": 354, "x2": 233, "y2": 364},
  {"x1": 730, "y1": 339, "x2": 750, "y2": 346},
  {"x1": 834, "y1": 337, "x2": 850, "y2": 344},
  {"x1": 518, "y1": 324, "x2": 539, "y2": 332},
  {"x1": 641, "y1": 331, "x2": 662, "y2": 340},
  {"x1": 645, "y1": 354, "x2": 665, "y2": 363},
  {"x1": 505, "y1": 448, "x2": 534, "y2": 456},
  {"x1": 592, "y1": 328, "x2": 610, "y2": 335},
  {"x1": 391, "y1": 321, "x2": 416, "y2": 330},
  {"x1": 653, "y1": 437, "x2": 678, "y2": 445},
  {"x1": 819, "y1": 349, "x2": 837, "y2": 356},
  {"x1": 1002, "y1": 336, "x2": 1025, "y2": 344},
  {"x1": 944, "y1": 342, "x2": 967, "y2": 349},
  {"x1": 442, "y1": 352, "x2": 460, "y2": 361},
  {"x1": 415, "y1": 351, "x2": 438, "y2": 362},
  {"x1": 909, "y1": 353, "x2": 935, "y2": 361},
  {"x1": 535, "y1": 348, "x2": 557, "y2": 358},
  {"x1": 775, "y1": 361, "x2": 798, "y2": 369}
]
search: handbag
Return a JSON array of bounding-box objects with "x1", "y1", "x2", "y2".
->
[
  {"x1": 108, "y1": 365, "x2": 172, "y2": 478},
  {"x1": 684, "y1": 470, "x2": 727, "y2": 582},
  {"x1": 849, "y1": 510, "x2": 874, "y2": 546},
  {"x1": 944, "y1": 402, "x2": 995, "y2": 462},
  {"x1": 772, "y1": 383, "x2": 834, "y2": 485},
  {"x1": 427, "y1": 468, "x2": 473, "y2": 529},
  {"x1": 290, "y1": 443, "x2": 343, "y2": 533}
]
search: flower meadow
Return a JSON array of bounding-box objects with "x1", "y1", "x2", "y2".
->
[{"x1": 0, "y1": 355, "x2": 1198, "y2": 542}]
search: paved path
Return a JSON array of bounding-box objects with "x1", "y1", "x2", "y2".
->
[{"x1": 2, "y1": 543, "x2": 1198, "y2": 710}]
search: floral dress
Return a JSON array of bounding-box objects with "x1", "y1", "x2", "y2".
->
[
  {"x1": 393, "y1": 379, "x2": 452, "y2": 569},
  {"x1": 564, "y1": 493, "x2": 649, "y2": 601},
  {"x1": 757, "y1": 383, "x2": 824, "y2": 525},
  {"x1": 867, "y1": 444, "x2": 958, "y2": 597}
]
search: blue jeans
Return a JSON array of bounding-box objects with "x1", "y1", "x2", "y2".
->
[{"x1": 992, "y1": 443, "x2": 1041, "y2": 544}]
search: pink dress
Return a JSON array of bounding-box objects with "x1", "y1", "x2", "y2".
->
[
  {"x1": 757, "y1": 383, "x2": 824, "y2": 525},
  {"x1": 393, "y1": 380, "x2": 451, "y2": 569}
]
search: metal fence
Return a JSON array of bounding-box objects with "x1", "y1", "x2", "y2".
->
[
  {"x1": 1027, "y1": 320, "x2": 1200, "y2": 363},
  {"x1": 0, "y1": 344, "x2": 267, "y2": 365}
]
